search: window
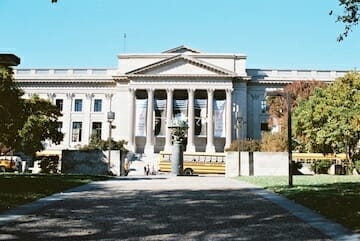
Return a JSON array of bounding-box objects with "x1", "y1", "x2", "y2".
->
[
  {"x1": 260, "y1": 100, "x2": 267, "y2": 113},
  {"x1": 261, "y1": 122, "x2": 269, "y2": 131},
  {"x1": 57, "y1": 122, "x2": 63, "y2": 132},
  {"x1": 94, "y1": 99, "x2": 102, "y2": 112},
  {"x1": 55, "y1": 99, "x2": 63, "y2": 111},
  {"x1": 74, "y1": 99, "x2": 82, "y2": 112},
  {"x1": 92, "y1": 122, "x2": 102, "y2": 139},
  {"x1": 72, "y1": 122, "x2": 82, "y2": 142}
]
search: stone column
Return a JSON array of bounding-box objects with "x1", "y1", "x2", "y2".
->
[
  {"x1": 225, "y1": 88, "x2": 233, "y2": 149},
  {"x1": 186, "y1": 88, "x2": 196, "y2": 152},
  {"x1": 145, "y1": 88, "x2": 154, "y2": 154},
  {"x1": 206, "y1": 89, "x2": 216, "y2": 153},
  {"x1": 128, "y1": 88, "x2": 136, "y2": 152},
  {"x1": 164, "y1": 88, "x2": 173, "y2": 152},
  {"x1": 85, "y1": 93, "x2": 95, "y2": 144}
]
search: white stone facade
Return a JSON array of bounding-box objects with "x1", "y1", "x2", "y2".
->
[{"x1": 14, "y1": 46, "x2": 348, "y2": 154}]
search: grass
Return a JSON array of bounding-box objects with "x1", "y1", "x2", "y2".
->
[
  {"x1": 237, "y1": 175, "x2": 360, "y2": 233},
  {"x1": 0, "y1": 173, "x2": 112, "y2": 212}
]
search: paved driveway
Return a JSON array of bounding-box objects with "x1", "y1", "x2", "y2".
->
[{"x1": 0, "y1": 176, "x2": 344, "y2": 240}]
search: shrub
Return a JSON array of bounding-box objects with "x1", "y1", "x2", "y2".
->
[
  {"x1": 39, "y1": 156, "x2": 59, "y2": 174},
  {"x1": 311, "y1": 159, "x2": 332, "y2": 174},
  {"x1": 225, "y1": 139, "x2": 261, "y2": 152},
  {"x1": 261, "y1": 132, "x2": 287, "y2": 151}
]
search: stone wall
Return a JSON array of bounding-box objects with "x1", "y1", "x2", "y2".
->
[
  {"x1": 61, "y1": 150, "x2": 114, "y2": 175},
  {"x1": 226, "y1": 152, "x2": 288, "y2": 177}
]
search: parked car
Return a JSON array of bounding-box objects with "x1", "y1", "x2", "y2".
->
[{"x1": 0, "y1": 156, "x2": 22, "y2": 172}]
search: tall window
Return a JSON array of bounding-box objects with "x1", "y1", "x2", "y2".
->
[
  {"x1": 93, "y1": 99, "x2": 102, "y2": 112},
  {"x1": 57, "y1": 121, "x2": 63, "y2": 132},
  {"x1": 260, "y1": 100, "x2": 267, "y2": 113},
  {"x1": 55, "y1": 99, "x2": 63, "y2": 111},
  {"x1": 72, "y1": 122, "x2": 82, "y2": 142},
  {"x1": 92, "y1": 122, "x2": 102, "y2": 139},
  {"x1": 74, "y1": 99, "x2": 82, "y2": 112}
]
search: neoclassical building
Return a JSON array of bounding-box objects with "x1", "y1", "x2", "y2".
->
[{"x1": 14, "y1": 46, "x2": 348, "y2": 154}]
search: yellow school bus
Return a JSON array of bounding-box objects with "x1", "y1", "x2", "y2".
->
[{"x1": 158, "y1": 151, "x2": 226, "y2": 175}]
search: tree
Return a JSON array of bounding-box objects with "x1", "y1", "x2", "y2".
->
[
  {"x1": 18, "y1": 95, "x2": 64, "y2": 157},
  {"x1": 264, "y1": 81, "x2": 326, "y2": 151},
  {"x1": 330, "y1": 0, "x2": 360, "y2": 41},
  {"x1": 0, "y1": 66, "x2": 25, "y2": 153},
  {"x1": 293, "y1": 72, "x2": 360, "y2": 164}
]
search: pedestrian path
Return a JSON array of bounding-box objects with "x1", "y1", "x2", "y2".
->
[{"x1": 0, "y1": 176, "x2": 358, "y2": 241}]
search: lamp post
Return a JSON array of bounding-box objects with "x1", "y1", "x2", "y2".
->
[
  {"x1": 107, "y1": 111, "x2": 115, "y2": 165},
  {"x1": 267, "y1": 91, "x2": 293, "y2": 187}
]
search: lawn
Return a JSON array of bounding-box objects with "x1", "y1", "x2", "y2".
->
[
  {"x1": 237, "y1": 175, "x2": 360, "y2": 233},
  {"x1": 0, "y1": 174, "x2": 111, "y2": 212}
]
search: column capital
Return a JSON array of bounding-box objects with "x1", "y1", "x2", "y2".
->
[
  {"x1": 47, "y1": 93, "x2": 56, "y2": 100},
  {"x1": 85, "y1": 93, "x2": 95, "y2": 99},
  {"x1": 166, "y1": 88, "x2": 174, "y2": 94},
  {"x1": 207, "y1": 88, "x2": 215, "y2": 95},
  {"x1": 225, "y1": 88, "x2": 233, "y2": 94},
  {"x1": 146, "y1": 88, "x2": 155, "y2": 93},
  {"x1": 66, "y1": 93, "x2": 74, "y2": 99},
  {"x1": 187, "y1": 88, "x2": 196, "y2": 94},
  {"x1": 105, "y1": 93, "x2": 114, "y2": 99},
  {"x1": 129, "y1": 88, "x2": 137, "y2": 94}
]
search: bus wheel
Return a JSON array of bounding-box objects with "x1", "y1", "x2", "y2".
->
[{"x1": 183, "y1": 168, "x2": 193, "y2": 176}]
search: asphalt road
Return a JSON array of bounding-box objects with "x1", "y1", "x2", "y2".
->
[{"x1": 0, "y1": 176, "x2": 343, "y2": 240}]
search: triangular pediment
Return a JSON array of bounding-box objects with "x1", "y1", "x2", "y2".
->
[
  {"x1": 162, "y1": 45, "x2": 200, "y2": 54},
  {"x1": 126, "y1": 55, "x2": 236, "y2": 77}
]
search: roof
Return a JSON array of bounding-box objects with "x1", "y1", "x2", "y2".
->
[{"x1": 162, "y1": 45, "x2": 201, "y2": 54}]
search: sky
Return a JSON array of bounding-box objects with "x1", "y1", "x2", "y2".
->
[{"x1": 1, "y1": 0, "x2": 359, "y2": 70}]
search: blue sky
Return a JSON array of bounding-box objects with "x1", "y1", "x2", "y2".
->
[{"x1": 1, "y1": 0, "x2": 359, "y2": 70}]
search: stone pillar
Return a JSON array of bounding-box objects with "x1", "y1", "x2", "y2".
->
[
  {"x1": 206, "y1": 89, "x2": 216, "y2": 153},
  {"x1": 225, "y1": 88, "x2": 233, "y2": 149},
  {"x1": 164, "y1": 88, "x2": 173, "y2": 152},
  {"x1": 186, "y1": 88, "x2": 196, "y2": 152},
  {"x1": 128, "y1": 88, "x2": 136, "y2": 152},
  {"x1": 145, "y1": 88, "x2": 154, "y2": 154}
]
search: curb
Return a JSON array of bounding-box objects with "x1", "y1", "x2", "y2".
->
[{"x1": 235, "y1": 180, "x2": 360, "y2": 241}]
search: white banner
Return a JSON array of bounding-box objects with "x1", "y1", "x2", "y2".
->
[
  {"x1": 174, "y1": 99, "x2": 188, "y2": 122},
  {"x1": 154, "y1": 99, "x2": 166, "y2": 136},
  {"x1": 214, "y1": 100, "x2": 225, "y2": 137},
  {"x1": 135, "y1": 99, "x2": 147, "y2": 136}
]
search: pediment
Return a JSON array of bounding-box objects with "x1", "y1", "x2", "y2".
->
[
  {"x1": 162, "y1": 45, "x2": 200, "y2": 54},
  {"x1": 126, "y1": 55, "x2": 236, "y2": 77}
]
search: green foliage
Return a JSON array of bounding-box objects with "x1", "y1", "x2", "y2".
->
[
  {"x1": 265, "y1": 81, "x2": 326, "y2": 152},
  {"x1": 18, "y1": 95, "x2": 64, "y2": 157},
  {"x1": 38, "y1": 156, "x2": 59, "y2": 174},
  {"x1": 226, "y1": 139, "x2": 261, "y2": 152},
  {"x1": 310, "y1": 160, "x2": 332, "y2": 174},
  {"x1": 80, "y1": 134, "x2": 128, "y2": 151},
  {"x1": 293, "y1": 72, "x2": 360, "y2": 163},
  {"x1": 0, "y1": 67, "x2": 25, "y2": 150},
  {"x1": 0, "y1": 68, "x2": 63, "y2": 157},
  {"x1": 330, "y1": 0, "x2": 360, "y2": 41}
]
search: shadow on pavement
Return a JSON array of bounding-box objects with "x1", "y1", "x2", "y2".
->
[{"x1": 0, "y1": 180, "x2": 331, "y2": 241}]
